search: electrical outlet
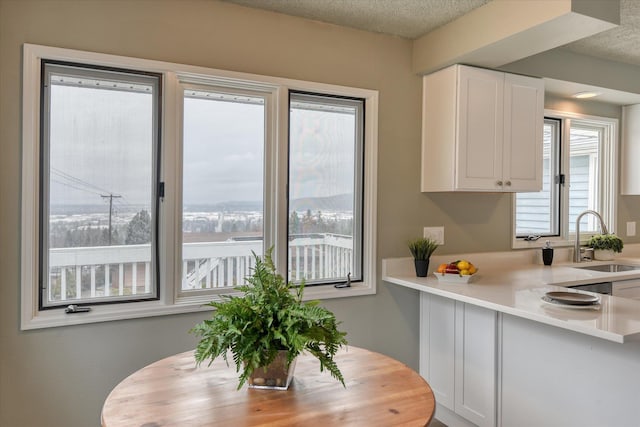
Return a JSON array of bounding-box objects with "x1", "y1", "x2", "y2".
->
[
  {"x1": 627, "y1": 221, "x2": 636, "y2": 237},
  {"x1": 423, "y1": 226, "x2": 445, "y2": 245}
]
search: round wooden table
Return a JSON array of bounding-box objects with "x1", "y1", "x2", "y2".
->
[{"x1": 101, "y1": 346, "x2": 435, "y2": 426}]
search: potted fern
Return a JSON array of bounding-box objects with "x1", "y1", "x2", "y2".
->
[
  {"x1": 408, "y1": 237, "x2": 439, "y2": 277},
  {"x1": 190, "y1": 248, "x2": 348, "y2": 390},
  {"x1": 587, "y1": 233, "x2": 624, "y2": 260}
]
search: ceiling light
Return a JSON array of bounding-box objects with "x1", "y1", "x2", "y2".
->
[{"x1": 572, "y1": 91, "x2": 600, "y2": 99}]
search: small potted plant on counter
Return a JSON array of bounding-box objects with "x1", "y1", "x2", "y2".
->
[
  {"x1": 408, "y1": 237, "x2": 439, "y2": 277},
  {"x1": 587, "y1": 233, "x2": 624, "y2": 261},
  {"x1": 190, "y1": 248, "x2": 348, "y2": 390}
]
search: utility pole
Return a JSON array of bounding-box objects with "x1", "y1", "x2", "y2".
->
[{"x1": 101, "y1": 193, "x2": 122, "y2": 245}]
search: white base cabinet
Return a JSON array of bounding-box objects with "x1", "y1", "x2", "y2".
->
[
  {"x1": 419, "y1": 292, "x2": 640, "y2": 427},
  {"x1": 419, "y1": 293, "x2": 497, "y2": 427},
  {"x1": 501, "y1": 314, "x2": 640, "y2": 427}
]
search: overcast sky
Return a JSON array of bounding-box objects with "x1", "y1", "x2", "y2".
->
[
  {"x1": 183, "y1": 97, "x2": 264, "y2": 206},
  {"x1": 49, "y1": 84, "x2": 357, "y2": 211},
  {"x1": 49, "y1": 85, "x2": 152, "y2": 209},
  {"x1": 289, "y1": 106, "x2": 356, "y2": 202}
]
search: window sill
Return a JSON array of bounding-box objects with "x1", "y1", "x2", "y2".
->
[
  {"x1": 21, "y1": 300, "x2": 211, "y2": 330},
  {"x1": 512, "y1": 234, "x2": 602, "y2": 251},
  {"x1": 302, "y1": 282, "x2": 376, "y2": 301},
  {"x1": 21, "y1": 282, "x2": 375, "y2": 330},
  {"x1": 512, "y1": 237, "x2": 575, "y2": 250}
]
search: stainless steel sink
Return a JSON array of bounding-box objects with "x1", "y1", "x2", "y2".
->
[{"x1": 573, "y1": 263, "x2": 640, "y2": 273}]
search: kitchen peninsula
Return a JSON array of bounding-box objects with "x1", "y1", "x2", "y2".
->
[{"x1": 383, "y1": 247, "x2": 640, "y2": 427}]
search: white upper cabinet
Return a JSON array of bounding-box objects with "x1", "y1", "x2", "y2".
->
[
  {"x1": 621, "y1": 104, "x2": 640, "y2": 195},
  {"x1": 421, "y1": 64, "x2": 544, "y2": 192}
]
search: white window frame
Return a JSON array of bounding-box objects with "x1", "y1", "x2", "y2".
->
[
  {"x1": 21, "y1": 44, "x2": 378, "y2": 329},
  {"x1": 512, "y1": 109, "x2": 617, "y2": 249},
  {"x1": 175, "y1": 82, "x2": 277, "y2": 303}
]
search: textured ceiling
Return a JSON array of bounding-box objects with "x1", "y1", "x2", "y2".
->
[
  {"x1": 221, "y1": 0, "x2": 490, "y2": 39},
  {"x1": 222, "y1": 0, "x2": 640, "y2": 67},
  {"x1": 563, "y1": 0, "x2": 640, "y2": 67}
]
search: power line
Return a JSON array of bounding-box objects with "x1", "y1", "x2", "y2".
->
[
  {"x1": 51, "y1": 178, "x2": 103, "y2": 197},
  {"x1": 51, "y1": 167, "x2": 115, "y2": 195}
]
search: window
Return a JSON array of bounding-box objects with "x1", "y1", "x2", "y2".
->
[
  {"x1": 39, "y1": 61, "x2": 161, "y2": 309},
  {"x1": 515, "y1": 118, "x2": 560, "y2": 237},
  {"x1": 21, "y1": 44, "x2": 378, "y2": 329},
  {"x1": 288, "y1": 92, "x2": 364, "y2": 285},
  {"x1": 514, "y1": 110, "x2": 617, "y2": 247},
  {"x1": 180, "y1": 87, "x2": 267, "y2": 293}
]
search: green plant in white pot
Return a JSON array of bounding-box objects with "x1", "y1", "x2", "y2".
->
[
  {"x1": 587, "y1": 234, "x2": 624, "y2": 260},
  {"x1": 408, "y1": 237, "x2": 439, "y2": 277},
  {"x1": 190, "y1": 248, "x2": 348, "y2": 390}
]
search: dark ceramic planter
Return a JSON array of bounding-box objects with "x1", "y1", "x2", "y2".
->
[
  {"x1": 542, "y1": 247, "x2": 554, "y2": 265},
  {"x1": 414, "y1": 259, "x2": 429, "y2": 277}
]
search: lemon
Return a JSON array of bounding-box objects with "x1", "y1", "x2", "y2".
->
[
  {"x1": 457, "y1": 260, "x2": 470, "y2": 270},
  {"x1": 460, "y1": 269, "x2": 471, "y2": 276},
  {"x1": 468, "y1": 264, "x2": 477, "y2": 275}
]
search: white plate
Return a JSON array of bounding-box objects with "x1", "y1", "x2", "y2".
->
[
  {"x1": 541, "y1": 295, "x2": 601, "y2": 310},
  {"x1": 434, "y1": 273, "x2": 477, "y2": 283},
  {"x1": 545, "y1": 291, "x2": 600, "y2": 305}
]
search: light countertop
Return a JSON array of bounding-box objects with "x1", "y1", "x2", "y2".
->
[{"x1": 383, "y1": 249, "x2": 640, "y2": 343}]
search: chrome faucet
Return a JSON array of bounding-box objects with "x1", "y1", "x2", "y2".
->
[{"x1": 574, "y1": 210, "x2": 609, "y2": 263}]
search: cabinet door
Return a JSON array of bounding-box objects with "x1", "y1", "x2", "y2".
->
[
  {"x1": 502, "y1": 73, "x2": 544, "y2": 192},
  {"x1": 420, "y1": 294, "x2": 497, "y2": 426},
  {"x1": 456, "y1": 66, "x2": 504, "y2": 191},
  {"x1": 419, "y1": 293, "x2": 455, "y2": 410},
  {"x1": 454, "y1": 302, "x2": 497, "y2": 427}
]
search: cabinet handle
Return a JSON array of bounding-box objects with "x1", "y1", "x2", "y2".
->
[
  {"x1": 505, "y1": 181, "x2": 512, "y2": 186},
  {"x1": 496, "y1": 181, "x2": 503, "y2": 186}
]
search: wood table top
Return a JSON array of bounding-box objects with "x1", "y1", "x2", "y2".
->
[{"x1": 101, "y1": 346, "x2": 435, "y2": 427}]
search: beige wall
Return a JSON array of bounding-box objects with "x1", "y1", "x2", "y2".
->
[
  {"x1": 2, "y1": 1, "x2": 640, "y2": 426},
  {"x1": 0, "y1": 1, "x2": 426, "y2": 426}
]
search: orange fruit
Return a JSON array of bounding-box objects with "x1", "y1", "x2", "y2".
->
[{"x1": 437, "y1": 263, "x2": 447, "y2": 273}]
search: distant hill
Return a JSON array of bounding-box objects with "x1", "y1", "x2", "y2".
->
[
  {"x1": 59, "y1": 193, "x2": 355, "y2": 215},
  {"x1": 50, "y1": 204, "x2": 147, "y2": 215},
  {"x1": 185, "y1": 200, "x2": 263, "y2": 212},
  {"x1": 186, "y1": 194, "x2": 354, "y2": 213},
  {"x1": 289, "y1": 193, "x2": 353, "y2": 212}
]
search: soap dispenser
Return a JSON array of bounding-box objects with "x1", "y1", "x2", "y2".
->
[{"x1": 542, "y1": 240, "x2": 554, "y2": 266}]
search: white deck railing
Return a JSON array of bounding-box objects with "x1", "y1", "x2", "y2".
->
[{"x1": 47, "y1": 234, "x2": 353, "y2": 302}]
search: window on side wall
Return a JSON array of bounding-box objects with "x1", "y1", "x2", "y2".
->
[
  {"x1": 21, "y1": 44, "x2": 378, "y2": 329},
  {"x1": 514, "y1": 110, "x2": 617, "y2": 248}
]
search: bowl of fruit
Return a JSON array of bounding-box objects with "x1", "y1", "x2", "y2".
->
[{"x1": 435, "y1": 260, "x2": 478, "y2": 283}]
